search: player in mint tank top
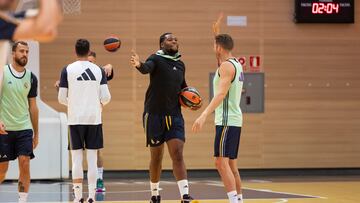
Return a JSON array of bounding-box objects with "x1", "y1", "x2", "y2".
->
[
  {"x1": 192, "y1": 14, "x2": 245, "y2": 203},
  {"x1": 0, "y1": 41, "x2": 39, "y2": 203}
]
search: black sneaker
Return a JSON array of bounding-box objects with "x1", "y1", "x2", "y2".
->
[
  {"x1": 75, "y1": 198, "x2": 84, "y2": 203},
  {"x1": 87, "y1": 198, "x2": 94, "y2": 203},
  {"x1": 181, "y1": 194, "x2": 194, "y2": 203},
  {"x1": 150, "y1": 195, "x2": 161, "y2": 203}
]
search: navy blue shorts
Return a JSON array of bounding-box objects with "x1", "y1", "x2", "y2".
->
[
  {"x1": 0, "y1": 129, "x2": 35, "y2": 162},
  {"x1": 143, "y1": 113, "x2": 185, "y2": 147},
  {"x1": 69, "y1": 125, "x2": 103, "y2": 150},
  {"x1": 214, "y1": 126, "x2": 241, "y2": 159}
]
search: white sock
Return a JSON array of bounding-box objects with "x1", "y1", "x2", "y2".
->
[
  {"x1": 73, "y1": 183, "x2": 82, "y2": 201},
  {"x1": 177, "y1": 179, "x2": 189, "y2": 198},
  {"x1": 238, "y1": 194, "x2": 243, "y2": 203},
  {"x1": 18, "y1": 192, "x2": 28, "y2": 203},
  {"x1": 97, "y1": 167, "x2": 104, "y2": 180},
  {"x1": 227, "y1": 191, "x2": 238, "y2": 203},
  {"x1": 87, "y1": 150, "x2": 98, "y2": 200},
  {"x1": 150, "y1": 182, "x2": 160, "y2": 196},
  {"x1": 88, "y1": 183, "x2": 96, "y2": 200}
]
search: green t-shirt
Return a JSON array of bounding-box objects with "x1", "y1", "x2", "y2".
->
[
  {"x1": 0, "y1": 65, "x2": 38, "y2": 131},
  {"x1": 213, "y1": 58, "x2": 244, "y2": 127}
]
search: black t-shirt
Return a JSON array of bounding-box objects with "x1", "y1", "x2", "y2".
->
[{"x1": 137, "y1": 54, "x2": 187, "y2": 116}]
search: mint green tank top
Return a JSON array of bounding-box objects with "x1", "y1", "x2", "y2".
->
[
  {"x1": 0, "y1": 65, "x2": 33, "y2": 131},
  {"x1": 213, "y1": 58, "x2": 244, "y2": 127}
]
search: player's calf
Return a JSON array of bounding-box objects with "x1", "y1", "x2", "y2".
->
[{"x1": 0, "y1": 162, "x2": 8, "y2": 183}]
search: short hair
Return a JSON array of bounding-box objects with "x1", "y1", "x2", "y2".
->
[
  {"x1": 88, "y1": 51, "x2": 96, "y2": 58},
  {"x1": 12, "y1": 41, "x2": 28, "y2": 52},
  {"x1": 159, "y1": 32, "x2": 172, "y2": 49},
  {"x1": 75, "y1": 39, "x2": 90, "y2": 57},
  {"x1": 215, "y1": 34, "x2": 234, "y2": 51}
]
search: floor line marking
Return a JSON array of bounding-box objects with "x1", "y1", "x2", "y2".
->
[{"x1": 206, "y1": 183, "x2": 326, "y2": 199}]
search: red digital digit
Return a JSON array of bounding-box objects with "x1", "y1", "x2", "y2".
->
[
  {"x1": 312, "y1": 3, "x2": 319, "y2": 14},
  {"x1": 326, "y1": 3, "x2": 333, "y2": 14},
  {"x1": 318, "y1": 3, "x2": 325, "y2": 14},
  {"x1": 333, "y1": 3, "x2": 340, "y2": 13}
]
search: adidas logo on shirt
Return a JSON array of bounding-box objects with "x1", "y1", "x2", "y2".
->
[{"x1": 77, "y1": 68, "x2": 97, "y2": 81}]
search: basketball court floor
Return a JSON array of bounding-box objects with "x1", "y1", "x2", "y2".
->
[{"x1": 1, "y1": 176, "x2": 359, "y2": 203}]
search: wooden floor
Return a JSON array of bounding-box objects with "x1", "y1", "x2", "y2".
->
[{"x1": 1, "y1": 177, "x2": 359, "y2": 203}]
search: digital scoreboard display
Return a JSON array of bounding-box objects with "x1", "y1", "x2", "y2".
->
[{"x1": 294, "y1": 0, "x2": 354, "y2": 23}]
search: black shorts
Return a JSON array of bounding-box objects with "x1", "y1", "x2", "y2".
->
[
  {"x1": 0, "y1": 129, "x2": 35, "y2": 162},
  {"x1": 69, "y1": 125, "x2": 103, "y2": 150},
  {"x1": 143, "y1": 113, "x2": 185, "y2": 147},
  {"x1": 214, "y1": 126, "x2": 241, "y2": 159}
]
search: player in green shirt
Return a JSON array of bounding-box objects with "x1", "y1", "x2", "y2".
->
[
  {"x1": 192, "y1": 14, "x2": 245, "y2": 203},
  {"x1": 0, "y1": 41, "x2": 39, "y2": 203}
]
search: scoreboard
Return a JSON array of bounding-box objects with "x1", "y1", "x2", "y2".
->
[{"x1": 294, "y1": 0, "x2": 354, "y2": 23}]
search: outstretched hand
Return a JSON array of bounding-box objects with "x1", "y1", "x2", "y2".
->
[
  {"x1": 213, "y1": 12, "x2": 224, "y2": 36},
  {"x1": 130, "y1": 49, "x2": 141, "y2": 68}
]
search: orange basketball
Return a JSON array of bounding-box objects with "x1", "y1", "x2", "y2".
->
[
  {"x1": 104, "y1": 35, "x2": 121, "y2": 52},
  {"x1": 179, "y1": 87, "x2": 202, "y2": 110}
]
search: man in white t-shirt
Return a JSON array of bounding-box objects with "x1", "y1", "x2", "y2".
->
[{"x1": 58, "y1": 39, "x2": 111, "y2": 203}]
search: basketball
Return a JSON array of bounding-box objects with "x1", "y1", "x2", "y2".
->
[
  {"x1": 104, "y1": 36, "x2": 121, "y2": 52},
  {"x1": 179, "y1": 87, "x2": 202, "y2": 110}
]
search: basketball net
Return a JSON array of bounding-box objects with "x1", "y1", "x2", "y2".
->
[{"x1": 62, "y1": 0, "x2": 81, "y2": 15}]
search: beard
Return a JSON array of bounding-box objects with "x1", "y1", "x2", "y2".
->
[
  {"x1": 164, "y1": 47, "x2": 178, "y2": 56},
  {"x1": 15, "y1": 57, "x2": 28, "y2": 66}
]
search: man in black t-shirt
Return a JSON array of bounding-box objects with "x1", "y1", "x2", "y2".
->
[{"x1": 131, "y1": 33, "x2": 194, "y2": 203}]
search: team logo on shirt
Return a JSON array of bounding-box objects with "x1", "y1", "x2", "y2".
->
[
  {"x1": 173, "y1": 66, "x2": 177, "y2": 71},
  {"x1": 77, "y1": 68, "x2": 97, "y2": 81},
  {"x1": 24, "y1": 82, "x2": 29, "y2": 89}
]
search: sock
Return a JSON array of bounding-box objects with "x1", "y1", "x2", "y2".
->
[
  {"x1": 88, "y1": 183, "x2": 96, "y2": 200},
  {"x1": 177, "y1": 179, "x2": 189, "y2": 198},
  {"x1": 73, "y1": 183, "x2": 83, "y2": 201},
  {"x1": 97, "y1": 167, "x2": 104, "y2": 180},
  {"x1": 238, "y1": 194, "x2": 243, "y2": 203},
  {"x1": 18, "y1": 192, "x2": 28, "y2": 203},
  {"x1": 150, "y1": 182, "x2": 160, "y2": 196},
  {"x1": 227, "y1": 191, "x2": 238, "y2": 203}
]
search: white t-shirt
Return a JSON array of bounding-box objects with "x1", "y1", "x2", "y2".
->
[{"x1": 58, "y1": 60, "x2": 111, "y2": 125}]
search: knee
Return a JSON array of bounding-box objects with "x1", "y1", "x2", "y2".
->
[
  {"x1": 214, "y1": 159, "x2": 226, "y2": 171},
  {"x1": 170, "y1": 149, "x2": 183, "y2": 164},
  {"x1": 18, "y1": 157, "x2": 30, "y2": 172}
]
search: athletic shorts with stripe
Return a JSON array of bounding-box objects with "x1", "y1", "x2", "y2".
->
[
  {"x1": 143, "y1": 113, "x2": 185, "y2": 147},
  {"x1": 214, "y1": 125, "x2": 241, "y2": 159}
]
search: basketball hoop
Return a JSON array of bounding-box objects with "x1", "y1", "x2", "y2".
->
[{"x1": 62, "y1": 0, "x2": 81, "y2": 15}]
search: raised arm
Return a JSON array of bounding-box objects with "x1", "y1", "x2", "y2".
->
[
  {"x1": 13, "y1": 0, "x2": 62, "y2": 42},
  {"x1": 213, "y1": 12, "x2": 224, "y2": 36},
  {"x1": 130, "y1": 50, "x2": 155, "y2": 74}
]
